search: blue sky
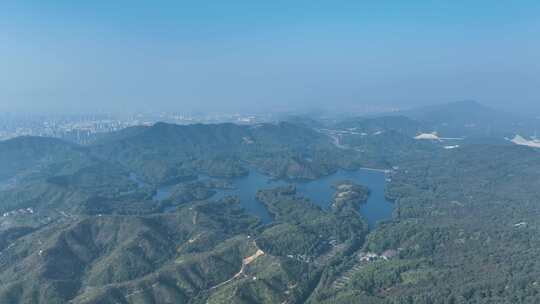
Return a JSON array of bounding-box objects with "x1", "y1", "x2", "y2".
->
[{"x1": 1, "y1": 1, "x2": 539, "y2": 113}]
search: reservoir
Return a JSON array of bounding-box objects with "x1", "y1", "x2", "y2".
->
[
  {"x1": 159, "y1": 168, "x2": 395, "y2": 229},
  {"x1": 294, "y1": 169, "x2": 394, "y2": 228}
]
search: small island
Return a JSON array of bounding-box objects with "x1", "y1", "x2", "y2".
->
[{"x1": 331, "y1": 180, "x2": 370, "y2": 211}]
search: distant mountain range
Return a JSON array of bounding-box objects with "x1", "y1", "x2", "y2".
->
[
  {"x1": 384, "y1": 100, "x2": 539, "y2": 138},
  {"x1": 1, "y1": 102, "x2": 540, "y2": 303}
]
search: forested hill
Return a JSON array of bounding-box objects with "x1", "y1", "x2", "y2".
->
[
  {"x1": 1, "y1": 113, "x2": 540, "y2": 303},
  {"x1": 0, "y1": 136, "x2": 93, "y2": 183}
]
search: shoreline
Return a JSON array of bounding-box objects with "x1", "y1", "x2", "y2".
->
[{"x1": 358, "y1": 167, "x2": 391, "y2": 174}]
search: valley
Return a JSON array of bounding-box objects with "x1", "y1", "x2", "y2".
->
[{"x1": 1, "y1": 101, "x2": 540, "y2": 303}]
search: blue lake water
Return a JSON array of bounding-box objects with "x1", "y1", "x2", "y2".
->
[
  {"x1": 153, "y1": 168, "x2": 394, "y2": 229},
  {"x1": 211, "y1": 171, "x2": 287, "y2": 223},
  {"x1": 294, "y1": 169, "x2": 394, "y2": 228},
  {"x1": 153, "y1": 184, "x2": 177, "y2": 201}
]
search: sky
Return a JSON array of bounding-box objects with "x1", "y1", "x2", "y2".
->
[{"x1": 1, "y1": 1, "x2": 539, "y2": 114}]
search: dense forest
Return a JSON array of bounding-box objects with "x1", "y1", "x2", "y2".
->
[{"x1": 1, "y1": 102, "x2": 540, "y2": 303}]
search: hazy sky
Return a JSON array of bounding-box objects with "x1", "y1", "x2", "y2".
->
[{"x1": 1, "y1": 1, "x2": 539, "y2": 114}]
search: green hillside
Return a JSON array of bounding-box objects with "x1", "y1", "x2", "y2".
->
[{"x1": 1, "y1": 115, "x2": 540, "y2": 303}]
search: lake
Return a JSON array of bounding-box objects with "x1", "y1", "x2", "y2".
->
[
  {"x1": 155, "y1": 168, "x2": 395, "y2": 229},
  {"x1": 295, "y1": 169, "x2": 394, "y2": 228}
]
